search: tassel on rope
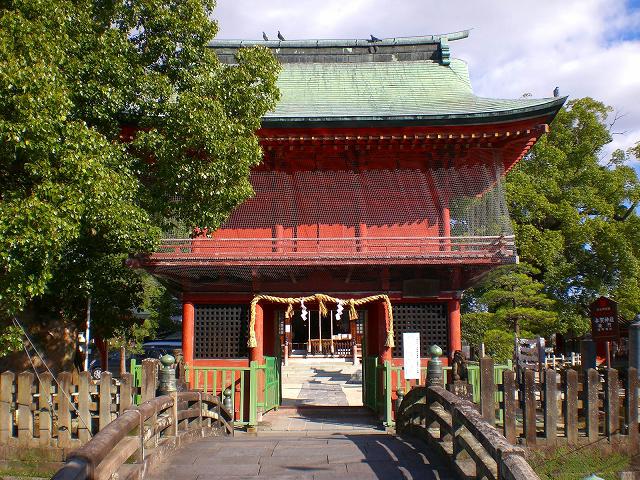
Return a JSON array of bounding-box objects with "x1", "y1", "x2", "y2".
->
[
  {"x1": 335, "y1": 300, "x2": 344, "y2": 321},
  {"x1": 285, "y1": 302, "x2": 294, "y2": 320},
  {"x1": 384, "y1": 298, "x2": 395, "y2": 348},
  {"x1": 347, "y1": 299, "x2": 358, "y2": 321},
  {"x1": 247, "y1": 297, "x2": 260, "y2": 348},
  {"x1": 318, "y1": 298, "x2": 328, "y2": 317}
]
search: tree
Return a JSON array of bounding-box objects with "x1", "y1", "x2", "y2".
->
[
  {"x1": 0, "y1": 325, "x2": 22, "y2": 357},
  {"x1": 462, "y1": 264, "x2": 557, "y2": 359},
  {"x1": 463, "y1": 99, "x2": 640, "y2": 358},
  {"x1": 507, "y1": 98, "x2": 640, "y2": 324},
  {"x1": 0, "y1": 0, "x2": 280, "y2": 343}
]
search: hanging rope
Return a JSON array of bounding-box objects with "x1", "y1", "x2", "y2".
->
[{"x1": 247, "y1": 293, "x2": 395, "y2": 348}]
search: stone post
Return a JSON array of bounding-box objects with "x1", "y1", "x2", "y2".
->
[
  {"x1": 157, "y1": 354, "x2": 177, "y2": 395},
  {"x1": 426, "y1": 345, "x2": 443, "y2": 387}
]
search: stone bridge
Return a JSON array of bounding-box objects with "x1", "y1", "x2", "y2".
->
[{"x1": 51, "y1": 362, "x2": 539, "y2": 480}]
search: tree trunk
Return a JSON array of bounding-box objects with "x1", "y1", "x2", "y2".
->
[
  {"x1": 120, "y1": 345, "x2": 126, "y2": 375},
  {"x1": 95, "y1": 336, "x2": 108, "y2": 371}
]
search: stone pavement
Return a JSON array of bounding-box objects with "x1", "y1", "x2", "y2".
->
[
  {"x1": 145, "y1": 431, "x2": 454, "y2": 480},
  {"x1": 145, "y1": 361, "x2": 455, "y2": 479},
  {"x1": 258, "y1": 406, "x2": 378, "y2": 432},
  {"x1": 281, "y1": 359, "x2": 362, "y2": 407}
]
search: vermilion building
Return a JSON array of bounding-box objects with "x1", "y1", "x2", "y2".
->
[{"x1": 138, "y1": 31, "x2": 564, "y2": 423}]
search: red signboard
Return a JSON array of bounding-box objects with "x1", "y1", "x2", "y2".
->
[{"x1": 589, "y1": 297, "x2": 619, "y2": 341}]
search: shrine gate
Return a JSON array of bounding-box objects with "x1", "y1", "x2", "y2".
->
[{"x1": 136, "y1": 30, "x2": 565, "y2": 427}]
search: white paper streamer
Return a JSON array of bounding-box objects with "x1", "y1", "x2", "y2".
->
[{"x1": 335, "y1": 299, "x2": 344, "y2": 321}]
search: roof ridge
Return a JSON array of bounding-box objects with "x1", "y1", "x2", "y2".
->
[{"x1": 208, "y1": 30, "x2": 470, "y2": 49}]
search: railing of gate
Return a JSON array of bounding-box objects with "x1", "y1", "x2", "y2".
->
[
  {"x1": 183, "y1": 357, "x2": 281, "y2": 427},
  {"x1": 364, "y1": 357, "x2": 512, "y2": 427},
  {"x1": 363, "y1": 356, "x2": 379, "y2": 412},
  {"x1": 259, "y1": 356, "x2": 281, "y2": 413},
  {"x1": 186, "y1": 364, "x2": 251, "y2": 425}
]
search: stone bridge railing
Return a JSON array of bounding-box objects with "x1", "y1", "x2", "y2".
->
[
  {"x1": 52, "y1": 390, "x2": 233, "y2": 480},
  {"x1": 396, "y1": 347, "x2": 540, "y2": 480},
  {"x1": 397, "y1": 384, "x2": 539, "y2": 480}
]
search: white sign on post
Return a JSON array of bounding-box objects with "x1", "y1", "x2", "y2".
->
[{"x1": 403, "y1": 332, "x2": 421, "y2": 380}]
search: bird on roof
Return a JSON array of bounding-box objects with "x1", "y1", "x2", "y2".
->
[
  {"x1": 262, "y1": 32, "x2": 269, "y2": 41},
  {"x1": 277, "y1": 31, "x2": 285, "y2": 41},
  {"x1": 553, "y1": 86, "x2": 560, "y2": 97},
  {"x1": 369, "y1": 34, "x2": 382, "y2": 42}
]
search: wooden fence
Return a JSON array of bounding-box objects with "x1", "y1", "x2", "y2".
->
[
  {"x1": 0, "y1": 359, "x2": 160, "y2": 450},
  {"x1": 477, "y1": 358, "x2": 639, "y2": 448}
]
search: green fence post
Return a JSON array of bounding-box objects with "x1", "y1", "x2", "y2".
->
[
  {"x1": 384, "y1": 361, "x2": 393, "y2": 428},
  {"x1": 248, "y1": 361, "x2": 258, "y2": 432}
]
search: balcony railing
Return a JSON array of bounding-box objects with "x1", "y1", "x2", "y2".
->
[{"x1": 146, "y1": 235, "x2": 516, "y2": 266}]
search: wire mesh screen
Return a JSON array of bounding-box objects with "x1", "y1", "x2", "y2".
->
[
  {"x1": 194, "y1": 305, "x2": 249, "y2": 359},
  {"x1": 152, "y1": 156, "x2": 516, "y2": 286},
  {"x1": 165, "y1": 159, "x2": 512, "y2": 240},
  {"x1": 392, "y1": 303, "x2": 448, "y2": 358}
]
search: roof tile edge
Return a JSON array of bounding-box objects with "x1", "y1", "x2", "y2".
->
[{"x1": 208, "y1": 30, "x2": 470, "y2": 49}]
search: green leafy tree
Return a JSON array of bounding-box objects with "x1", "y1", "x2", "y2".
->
[
  {"x1": 483, "y1": 330, "x2": 515, "y2": 364},
  {"x1": 108, "y1": 273, "x2": 180, "y2": 355},
  {"x1": 463, "y1": 98, "x2": 640, "y2": 356},
  {"x1": 0, "y1": 0, "x2": 280, "y2": 342},
  {"x1": 462, "y1": 264, "x2": 559, "y2": 359},
  {"x1": 0, "y1": 325, "x2": 22, "y2": 357},
  {"x1": 470, "y1": 264, "x2": 561, "y2": 336},
  {"x1": 507, "y1": 98, "x2": 640, "y2": 323}
]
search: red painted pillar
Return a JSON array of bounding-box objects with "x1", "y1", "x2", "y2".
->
[
  {"x1": 182, "y1": 301, "x2": 195, "y2": 365},
  {"x1": 448, "y1": 298, "x2": 462, "y2": 359},
  {"x1": 250, "y1": 302, "x2": 264, "y2": 364}
]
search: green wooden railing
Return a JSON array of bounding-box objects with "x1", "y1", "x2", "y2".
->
[
  {"x1": 186, "y1": 364, "x2": 251, "y2": 425},
  {"x1": 259, "y1": 356, "x2": 281, "y2": 413},
  {"x1": 186, "y1": 358, "x2": 280, "y2": 427},
  {"x1": 130, "y1": 357, "x2": 280, "y2": 428},
  {"x1": 365, "y1": 357, "x2": 513, "y2": 427},
  {"x1": 130, "y1": 359, "x2": 142, "y2": 405},
  {"x1": 362, "y1": 356, "x2": 378, "y2": 411}
]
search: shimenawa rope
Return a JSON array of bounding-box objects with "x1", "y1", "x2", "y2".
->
[{"x1": 247, "y1": 293, "x2": 395, "y2": 349}]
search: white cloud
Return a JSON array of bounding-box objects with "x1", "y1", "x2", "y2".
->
[{"x1": 214, "y1": 0, "x2": 640, "y2": 161}]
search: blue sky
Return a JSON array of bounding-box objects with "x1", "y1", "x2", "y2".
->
[{"x1": 214, "y1": 0, "x2": 640, "y2": 166}]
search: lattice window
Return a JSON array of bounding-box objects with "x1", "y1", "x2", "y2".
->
[
  {"x1": 276, "y1": 310, "x2": 285, "y2": 335},
  {"x1": 355, "y1": 313, "x2": 365, "y2": 335},
  {"x1": 392, "y1": 303, "x2": 448, "y2": 357},
  {"x1": 194, "y1": 305, "x2": 248, "y2": 359}
]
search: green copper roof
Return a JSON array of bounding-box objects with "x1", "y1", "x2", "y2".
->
[
  {"x1": 264, "y1": 59, "x2": 564, "y2": 126},
  {"x1": 208, "y1": 32, "x2": 565, "y2": 126}
]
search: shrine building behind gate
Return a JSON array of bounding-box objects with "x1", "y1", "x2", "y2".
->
[{"x1": 138, "y1": 31, "x2": 564, "y2": 421}]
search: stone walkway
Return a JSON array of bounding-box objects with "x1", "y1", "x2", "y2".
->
[
  {"x1": 281, "y1": 360, "x2": 362, "y2": 407},
  {"x1": 145, "y1": 431, "x2": 454, "y2": 480},
  {"x1": 258, "y1": 406, "x2": 380, "y2": 433},
  {"x1": 146, "y1": 360, "x2": 454, "y2": 479}
]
